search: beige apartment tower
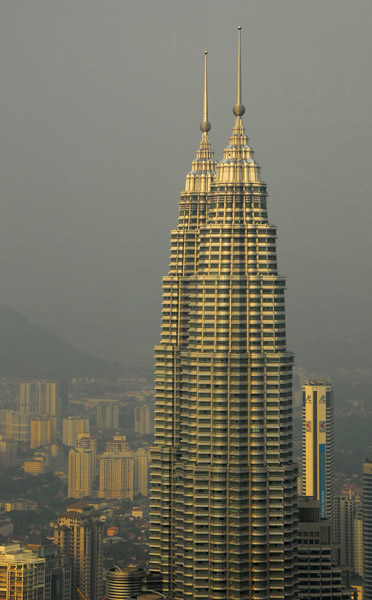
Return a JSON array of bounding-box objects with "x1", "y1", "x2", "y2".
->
[
  {"x1": 19, "y1": 381, "x2": 67, "y2": 436},
  {"x1": 0, "y1": 410, "x2": 32, "y2": 442},
  {"x1": 68, "y1": 447, "x2": 94, "y2": 499},
  {"x1": 97, "y1": 402, "x2": 119, "y2": 429},
  {"x1": 0, "y1": 437, "x2": 17, "y2": 469},
  {"x1": 99, "y1": 451, "x2": 134, "y2": 500},
  {"x1": 106, "y1": 434, "x2": 129, "y2": 453},
  {"x1": 134, "y1": 447, "x2": 149, "y2": 497},
  {"x1": 30, "y1": 415, "x2": 57, "y2": 449},
  {"x1": 150, "y1": 31, "x2": 298, "y2": 600},
  {"x1": 62, "y1": 417, "x2": 89, "y2": 447},
  {"x1": 76, "y1": 433, "x2": 97, "y2": 473},
  {"x1": 134, "y1": 404, "x2": 153, "y2": 436}
]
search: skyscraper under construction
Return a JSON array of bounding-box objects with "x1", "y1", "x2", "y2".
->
[{"x1": 150, "y1": 29, "x2": 298, "y2": 600}]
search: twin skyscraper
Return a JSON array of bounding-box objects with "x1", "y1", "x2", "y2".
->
[{"x1": 150, "y1": 28, "x2": 298, "y2": 600}]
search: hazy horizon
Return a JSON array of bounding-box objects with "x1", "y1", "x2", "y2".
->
[{"x1": 0, "y1": 0, "x2": 371, "y2": 369}]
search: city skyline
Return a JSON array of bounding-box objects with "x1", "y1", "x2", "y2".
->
[{"x1": 0, "y1": 4, "x2": 369, "y2": 598}]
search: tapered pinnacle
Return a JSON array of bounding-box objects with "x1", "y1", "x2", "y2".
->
[
  {"x1": 200, "y1": 51, "x2": 211, "y2": 133},
  {"x1": 233, "y1": 26, "x2": 245, "y2": 117}
]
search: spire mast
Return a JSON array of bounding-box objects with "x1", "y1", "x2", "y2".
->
[
  {"x1": 233, "y1": 26, "x2": 245, "y2": 118},
  {"x1": 200, "y1": 51, "x2": 211, "y2": 134}
]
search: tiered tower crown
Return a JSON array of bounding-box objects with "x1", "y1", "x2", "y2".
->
[{"x1": 185, "y1": 50, "x2": 215, "y2": 195}]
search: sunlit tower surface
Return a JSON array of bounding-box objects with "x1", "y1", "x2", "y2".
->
[
  {"x1": 302, "y1": 381, "x2": 334, "y2": 528},
  {"x1": 150, "y1": 29, "x2": 298, "y2": 600}
]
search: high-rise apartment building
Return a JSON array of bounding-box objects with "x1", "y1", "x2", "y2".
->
[
  {"x1": 19, "y1": 381, "x2": 68, "y2": 437},
  {"x1": 134, "y1": 447, "x2": 149, "y2": 497},
  {"x1": 97, "y1": 402, "x2": 119, "y2": 429},
  {"x1": 302, "y1": 380, "x2": 335, "y2": 526},
  {"x1": 0, "y1": 410, "x2": 33, "y2": 442},
  {"x1": 0, "y1": 436, "x2": 17, "y2": 469},
  {"x1": 76, "y1": 432, "x2": 97, "y2": 473},
  {"x1": 30, "y1": 415, "x2": 57, "y2": 449},
  {"x1": 335, "y1": 488, "x2": 363, "y2": 574},
  {"x1": 134, "y1": 405, "x2": 153, "y2": 436},
  {"x1": 353, "y1": 504, "x2": 363, "y2": 577},
  {"x1": 68, "y1": 447, "x2": 94, "y2": 499},
  {"x1": 54, "y1": 503, "x2": 103, "y2": 600},
  {"x1": 150, "y1": 31, "x2": 298, "y2": 599},
  {"x1": 0, "y1": 543, "x2": 45, "y2": 600},
  {"x1": 62, "y1": 417, "x2": 89, "y2": 447},
  {"x1": 363, "y1": 460, "x2": 372, "y2": 599},
  {"x1": 99, "y1": 451, "x2": 134, "y2": 500},
  {"x1": 106, "y1": 434, "x2": 129, "y2": 453}
]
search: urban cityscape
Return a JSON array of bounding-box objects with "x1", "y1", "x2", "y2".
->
[{"x1": 0, "y1": 3, "x2": 371, "y2": 600}]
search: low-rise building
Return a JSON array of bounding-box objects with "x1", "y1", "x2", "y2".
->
[
  {"x1": 0, "y1": 499, "x2": 38, "y2": 512},
  {"x1": 23, "y1": 456, "x2": 45, "y2": 475}
]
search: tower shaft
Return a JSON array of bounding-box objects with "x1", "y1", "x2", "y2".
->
[{"x1": 150, "y1": 35, "x2": 297, "y2": 600}]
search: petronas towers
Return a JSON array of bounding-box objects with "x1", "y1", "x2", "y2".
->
[{"x1": 150, "y1": 29, "x2": 298, "y2": 600}]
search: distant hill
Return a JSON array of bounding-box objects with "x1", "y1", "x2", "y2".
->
[
  {"x1": 0, "y1": 306, "x2": 126, "y2": 379},
  {"x1": 293, "y1": 332, "x2": 372, "y2": 373},
  {"x1": 292, "y1": 332, "x2": 372, "y2": 408}
]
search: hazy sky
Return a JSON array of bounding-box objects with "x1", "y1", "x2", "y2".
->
[{"x1": 0, "y1": 0, "x2": 371, "y2": 368}]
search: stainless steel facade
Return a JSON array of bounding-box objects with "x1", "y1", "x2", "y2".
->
[
  {"x1": 105, "y1": 567, "x2": 146, "y2": 600},
  {"x1": 150, "y1": 31, "x2": 298, "y2": 600}
]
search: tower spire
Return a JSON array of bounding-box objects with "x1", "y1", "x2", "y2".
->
[
  {"x1": 233, "y1": 26, "x2": 245, "y2": 118},
  {"x1": 200, "y1": 51, "x2": 211, "y2": 134}
]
